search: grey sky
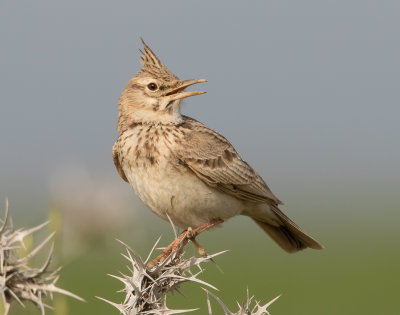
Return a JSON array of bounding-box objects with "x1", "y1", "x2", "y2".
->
[{"x1": 1, "y1": 1, "x2": 399, "y2": 217}]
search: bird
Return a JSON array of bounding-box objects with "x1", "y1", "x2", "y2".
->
[{"x1": 113, "y1": 39, "x2": 323, "y2": 254}]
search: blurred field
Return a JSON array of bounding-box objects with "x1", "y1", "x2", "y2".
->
[{"x1": 6, "y1": 196, "x2": 400, "y2": 315}]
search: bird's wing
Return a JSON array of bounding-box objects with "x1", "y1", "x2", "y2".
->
[
  {"x1": 112, "y1": 142, "x2": 128, "y2": 182},
  {"x1": 176, "y1": 117, "x2": 282, "y2": 205}
]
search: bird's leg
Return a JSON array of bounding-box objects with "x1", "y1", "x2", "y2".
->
[
  {"x1": 186, "y1": 218, "x2": 224, "y2": 257},
  {"x1": 185, "y1": 227, "x2": 194, "y2": 239},
  {"x1": 190, "y1": 238, "x2": 207, "y2": 257},
  {"x1": 147, "y1": 218, "x2": 224, "y2": 269},
  {"x1": 192, "y1": 218, "x2": 224, "y2": 235},
  {"x1": 183, "y1": 226, "x2": 206, "y2": 256}
]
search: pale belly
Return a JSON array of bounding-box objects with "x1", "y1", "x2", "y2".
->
[{"x1": 124, "y1": 161, "x2": 245, "y2": 228}]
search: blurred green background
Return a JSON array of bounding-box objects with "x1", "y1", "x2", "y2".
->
[
  {"x1": 2, "y1": 0, "x2": 400, "y2": 314},
  {"x1": 5, "y1": 192, "x2": 400, "y2": 315}
]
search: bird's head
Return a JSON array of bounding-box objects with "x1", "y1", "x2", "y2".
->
[{"x1": 117, "y1": 39, "x2": 206, "y2": 130}]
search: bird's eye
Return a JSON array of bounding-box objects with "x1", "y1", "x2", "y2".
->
[{"x1": 147, "y1": 83, "x2": 158, "y2": 91}]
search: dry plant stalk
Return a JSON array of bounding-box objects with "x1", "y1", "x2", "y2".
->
[
  {"x1": 205, "y1": 288, "x2": 280, "y2": 315},
  {"x1": 0, "y1": 200, "x2": 83, "y2": 315},
  {"x1": 99, "y1": 236, "x2": 225, "y2": 314},
  {"x1": 100, "y1": 230, "x2": 279, "y2": 315}
]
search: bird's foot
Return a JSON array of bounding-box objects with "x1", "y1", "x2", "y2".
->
[
  {"x1": 186, "y1": 218, "x2": 224, "y2": 257},
  {"x1": 190, "y1": 238, "x2": 207, "y2": 257},
  {"x1": 147, "y1": 218, "x2": 224, "y2": 269},
  {"x1": 186, "y1": 226, "x2": 195, "y2": 239}
]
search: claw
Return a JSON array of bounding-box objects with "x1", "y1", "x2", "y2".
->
[
  {"x1": 191, "y1": 238, "x2": 207, "y2": 257},
  {"x1": 186, "y1": 227, "x2": 194, "y2": 239}
]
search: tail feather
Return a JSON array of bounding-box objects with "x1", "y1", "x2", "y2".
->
[{"x1": 252, "y1": 206, "x2": 324, "y2": 253}]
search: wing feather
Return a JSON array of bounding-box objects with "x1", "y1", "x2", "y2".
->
[
  {"x1": 176, "y1": 117, "x2": 282, "y2": 205},
  {"x1": 113, "y1": 142, "x2": 128, "y2": 182}
]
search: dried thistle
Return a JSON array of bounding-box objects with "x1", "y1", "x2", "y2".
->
[
  {"x1": 99, "y1": 236, "x2": 227, "y2": 314},
  {"x1": 205, "y1": 288, "x2": 280, "y2": 315},
  {"x1": 100, "y1": 231, "x2": 280, "y2": 315},
  {"x1": 0, "y1": 200, "x2": 83, "y2": 314}
]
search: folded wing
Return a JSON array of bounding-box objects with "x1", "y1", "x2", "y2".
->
[{"x1": 176, "y1": 117, "x2": 282, "y2": 205}]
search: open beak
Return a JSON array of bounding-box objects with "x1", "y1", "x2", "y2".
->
[{"x1": 165, "y1": 79, "x2": 207, "y2": 101}]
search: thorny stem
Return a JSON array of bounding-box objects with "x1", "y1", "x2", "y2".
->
[{"x1": 0, "y1": 200, "x2": 83, "y2": 315}]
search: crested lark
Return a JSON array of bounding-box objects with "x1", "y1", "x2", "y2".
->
[{"x1": 113, "y1": 40, "x2": 323, "y2": 253}]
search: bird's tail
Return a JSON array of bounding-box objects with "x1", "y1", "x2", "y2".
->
[{"x1": 251, "y1": 206, "x2": 324, "y2": 253}]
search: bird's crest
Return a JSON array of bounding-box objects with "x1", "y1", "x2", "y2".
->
[{"x1": 139, "y1": 39, "x2": 179, "y2": 81}]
